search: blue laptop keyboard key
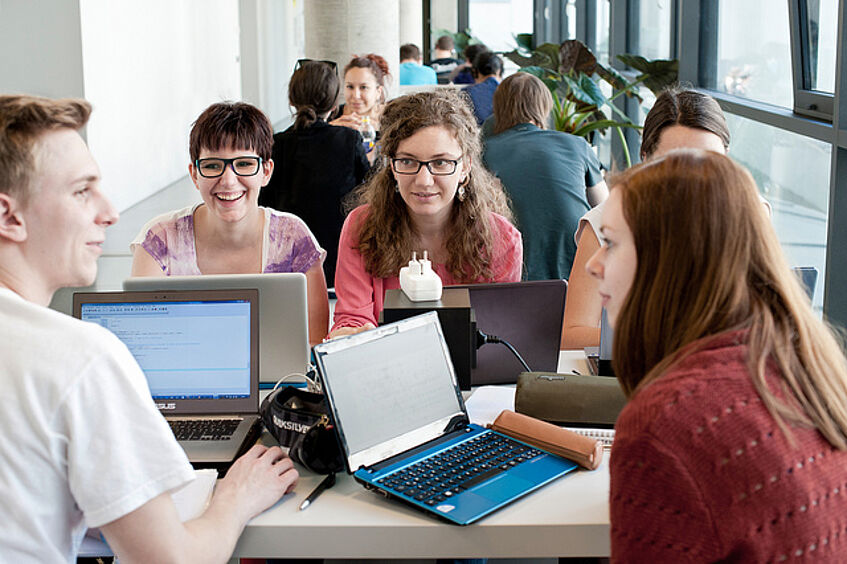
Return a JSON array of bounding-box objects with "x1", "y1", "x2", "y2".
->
[{"x1": 376, "y1": 433, "x2": 543, "y2": 504}]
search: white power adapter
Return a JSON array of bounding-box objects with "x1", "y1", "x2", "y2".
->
[{"x1": 398, "y1": 251, "x2": 443, "y2": 302}]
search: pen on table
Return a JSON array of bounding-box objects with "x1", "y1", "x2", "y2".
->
[{"x1": 299, "y1": 472, "x2": 336, "y2": 511}]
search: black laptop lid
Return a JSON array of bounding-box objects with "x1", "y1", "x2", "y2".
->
[
  {"x1": 73, "y1": 289, "x2": 259, "y2": 415},
  {"x1": 452, "y1": 280, "x2": 567, "y2": 385}
]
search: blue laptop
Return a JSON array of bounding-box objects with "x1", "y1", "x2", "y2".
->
[{"x1": 313, "y1": 312, "x2": 578, "y2": 525}]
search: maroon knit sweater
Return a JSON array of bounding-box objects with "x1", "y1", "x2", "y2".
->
[{"x1": 610, "y1": 330, "x2": 847, "y2": 562}]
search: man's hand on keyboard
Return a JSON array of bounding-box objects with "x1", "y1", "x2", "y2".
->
[{"x1": 212, "y1": 444, "x2": 300, "y2": 523}]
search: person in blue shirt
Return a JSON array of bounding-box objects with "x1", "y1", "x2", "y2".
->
[
  {"x1": 483, "y1": 72, "x2": 607, "y2": 281},
  {"x1": 399, "y1": 43, "x2": 437, "y2": 85},
  {"x1": 463, "y1": 51, "x2": 502, "y2": 125}
]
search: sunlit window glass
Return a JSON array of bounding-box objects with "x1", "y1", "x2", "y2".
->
[
  {"x1": 468, "y1": 0, "x2": 534, "y2": 52},
  {"x1": 595, "y1": 0, "x2": 610, "y2": 66},
  {"x1": 635, "y1": 0, "x2": 672, "y2": 61},
  {"x1": 726, "y1": 113, "x2": 831, "y2": 312},
  {"x1": 710, "y1": 1, "x2": 793, "y2": 108},
  {"x1": 805, "y1": 0, "x2": 836, "y2": 93}
]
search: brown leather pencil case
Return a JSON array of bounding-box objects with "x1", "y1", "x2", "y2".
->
[{"x1": 489, "y1": 409, "x2": 603, "y2": 470}]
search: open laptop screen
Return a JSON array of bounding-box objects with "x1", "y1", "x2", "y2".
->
[
  {"x1": 74, "y1": 289, "x2": 259, "y2": 414},
  {"x1": 80, "y1": 299, "x2": 252, "y2": 400},
  {"x1": 315, "y1": 312, "x2": 465, "y2": 470}
]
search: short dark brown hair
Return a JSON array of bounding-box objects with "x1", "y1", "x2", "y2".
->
[
  {"x1": 640, "y1": 87, "x2": 730, "y2": 160},
  {"x1": 435, "y1": 35, "x2": 454, "y2": 51},
  {"x1": 400, "y1": 44, "x2": 421, "y2": 61},
  {"x1": 493, "y1": 72, "x2": 553, "y2": 134},
  {"x1": 188, "y1": 101, "x2": 273, "y2": 162},
  {"x1": 0, "y1": 95, "x2": 91, "y2": 205}
]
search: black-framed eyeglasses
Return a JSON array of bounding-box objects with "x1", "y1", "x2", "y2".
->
[
  {"x1": 391, "y1": 157, "x2": 463, "y2": 176},
  {"x1": 194, "y1": 157, "x2": 262, "y2": 178},
  {"x1": 295, "y1": 58, "x2": 338, "y2": 73}
]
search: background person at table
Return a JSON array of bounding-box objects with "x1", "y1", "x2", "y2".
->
[
  {"x1": 330, "y1": 53, "x2": 391, "y2": 163},
  {"x1": 561, "y1": 87, "x2": 731, "y2": 350},
  {"x1": 328, "y1": 89, "x2": 521, "y2": 338},
  {"x1": 588, "y1": 150, "x2": 847, "y2": 561},
  {"x1": 448, "y1": 43, "x2": 488, "y2": 85},
  {"x1": 483, "y1": 72, "x2": 606, "y2": 281},
  {"x1": 399, "y1": 43, "x2": 437, "y2": 86},
  {"x1": 430, "y1": 35, "x2": 463, "y2": 84},
  {"x1": 0, "y1": 94, "x2": 299, "y2": 562},
  {"x1": 130, "y1": 101, "x2": 329, "y2": 345},
  {"x1": 258, "y1": 60, "x2": 369, "y2": 287},
  {"x1": 462, "y1": 50, "x2": 503, "y2": 125}
]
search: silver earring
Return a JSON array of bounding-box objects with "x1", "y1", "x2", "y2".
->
[
  {"x1": 395, "y1": 182, "x2": 400, "y2": 193},
  {"x1": 457, "y1": 186, "x2": 466, "y2": 201}
]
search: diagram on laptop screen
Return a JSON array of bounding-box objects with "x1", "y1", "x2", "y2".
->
[{"x1": 80, "y1": 300, "x2": 251, "y2": 399}]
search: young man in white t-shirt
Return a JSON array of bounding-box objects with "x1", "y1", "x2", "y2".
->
[{"x1": 0, "y1": 94, "x2": 299, "y2": 562}]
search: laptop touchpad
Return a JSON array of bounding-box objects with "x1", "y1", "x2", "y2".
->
[{"x1": 469, "y1": 473, "x2": 534, "y2": 502}]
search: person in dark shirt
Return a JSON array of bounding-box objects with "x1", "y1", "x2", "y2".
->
[
  {"x1": 449, "y1": 43, "x2": 488, "y2": 85},
  {"x1": 259, "y1": 60, "x2": 369, "y2": 286},
  {"x1": 463, "y1": 51, "x2": 502, "y2": 125},
  {"x1": 430, "y1": 35, "x2": 463, "y2": 84}
]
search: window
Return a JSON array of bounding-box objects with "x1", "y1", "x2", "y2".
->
[
  {"x1": 468, "y1": 0, "x2": 534, "y2": 51},
  {"x1": 634, "y1": 0, "x2": 672, "y2": 61},
  {"x1": 726, "y1": 112, "x2": 831, "y2": 311},
  {"x1": 804, "y1": 0, "x2": 837, "y2": 93}
]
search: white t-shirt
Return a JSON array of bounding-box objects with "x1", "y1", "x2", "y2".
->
[
  {"x1": 574, "y1": 202, "x2": 603, "y2": 246},
  {"x1": 0, "y1": 289, "x2": 194, "y2": 562}
]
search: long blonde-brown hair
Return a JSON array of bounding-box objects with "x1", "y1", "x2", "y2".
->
[
  {"x1": 347, "y1": 90, "x2": 513, "y2": 281},
  {"x1": 612, "y1": 149, "x2": 847, "y2": 450}
]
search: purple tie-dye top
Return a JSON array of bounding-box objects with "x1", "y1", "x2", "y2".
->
[{"x1": 130, "y1": 204, "x2": 325, "y2": 275}]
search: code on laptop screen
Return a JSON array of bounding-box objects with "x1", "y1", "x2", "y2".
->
[{"x1": 80, "y1": 300, "x2": 252, "y2": 399}]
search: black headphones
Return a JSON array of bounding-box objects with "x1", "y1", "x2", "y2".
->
[{"x1": 260, "y1": 384, "x2": 344, "y2": 475}]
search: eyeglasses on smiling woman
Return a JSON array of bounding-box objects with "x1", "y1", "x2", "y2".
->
[
  {"x1": 390, "y1": 157, "x2": 463, "y2": 176},
  {"x1": 195, "y1": 157, "x2": 262, "y2": 178}
]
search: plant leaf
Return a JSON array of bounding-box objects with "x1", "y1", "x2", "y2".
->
[
  {"x1": 514, "y1": 33, "x2": 534, "y2": 52},
  {"x1": 558, "y1": 40, "x2": 597, "y2": 75},
  {"x1": 504, "y1": 49, "x2": 555, "y2": 69},
  {"x1": 519, "y1": 67, "x2": 562, "y2": 92},
  {"x1": 617, "y1": 54, "x2": 680, "y2": 95}
]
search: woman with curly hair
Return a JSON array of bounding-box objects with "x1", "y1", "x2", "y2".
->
[{"x1": 328, "y1": 89, "x2": 521, "y2": 338}]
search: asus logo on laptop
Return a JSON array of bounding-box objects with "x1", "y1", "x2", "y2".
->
[{"x1": 156, "y1": 402, "x2": 177, "y2": 411}]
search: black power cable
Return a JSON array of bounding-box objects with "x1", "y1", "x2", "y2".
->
[{"x1": 475, "y1": 329, "x2": 531, "y2": 372}]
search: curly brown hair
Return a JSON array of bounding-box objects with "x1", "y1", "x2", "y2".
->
[{"x1": 347, "y1": 89, "x2": 513, "y2": 281}]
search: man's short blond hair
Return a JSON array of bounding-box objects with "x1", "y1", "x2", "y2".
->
[{"x1": 0, "y1": 95, "x2": 91, "y2": 205}]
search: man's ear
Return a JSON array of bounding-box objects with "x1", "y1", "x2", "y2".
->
[{"x1": 0, "y1": 193, "x2": 27, "y2": 243}]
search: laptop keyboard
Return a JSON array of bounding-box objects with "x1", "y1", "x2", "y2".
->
[
  {"x1": 169, "y1": 418, "x2": 241, "y2": 441},
  {"x1": 375, "y1": 432, "x2": 543, "y2": 505}
]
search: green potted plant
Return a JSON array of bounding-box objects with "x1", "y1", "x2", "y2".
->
[{"x1": 505, "y1": 40, "x2": 678, "y2": 167}]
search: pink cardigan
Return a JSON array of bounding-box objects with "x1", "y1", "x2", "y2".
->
[{"x1": 332, "y1": 205, "x2": 523, "y2": 331}]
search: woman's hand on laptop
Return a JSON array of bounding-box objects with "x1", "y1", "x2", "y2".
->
[
  {"x1": 326, "y1": 322, "x2": 376, "y2": 341},
  {"x1": 213, "y1": 444, "x2": 299, "y2": 523}
]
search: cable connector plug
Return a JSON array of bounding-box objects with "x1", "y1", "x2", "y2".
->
[{"x1": 399, "y1": 250, "x2": 443, "y2": 301}]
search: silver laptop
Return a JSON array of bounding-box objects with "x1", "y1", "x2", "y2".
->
[
  {"x1": 73, "y1": 289, "x2": 261, "y2": 469},
  {"x1": 124, "y1": 273, "x2": 309, "y2": 384}
]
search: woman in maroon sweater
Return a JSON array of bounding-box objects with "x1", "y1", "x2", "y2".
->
[{"x1": 586, "y1": 150, "x2": 847, "y2": 562}]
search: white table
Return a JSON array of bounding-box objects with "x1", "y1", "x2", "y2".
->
[{"x1": 233, "y1": 349, "x2": 610, "y2": 559}]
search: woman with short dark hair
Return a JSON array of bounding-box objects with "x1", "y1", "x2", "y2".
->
[{"x1": 131, "y1": 101, "x2": 329, "y2": 344}]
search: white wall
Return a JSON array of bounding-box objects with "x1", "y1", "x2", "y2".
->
[
  {"x1": 399, "y1": 0, "x2": 423, "y2": 48},
  {"x1": 79, "y1": 0, "x2": 242, "y2": 212},
  {"x1": 240, "y1": 0, "x2": 305, "y2": 128},
  {"x1": 0, "y1": 0, "x2": 85, "y2": 104}
]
